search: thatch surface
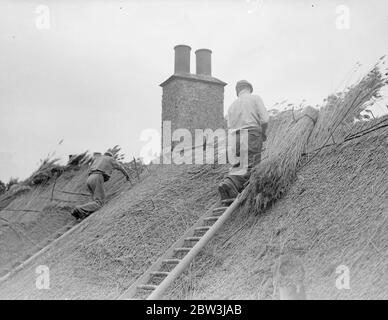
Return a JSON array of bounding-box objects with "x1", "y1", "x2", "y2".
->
[
  {"x1": 164, "y1": 62, "x2": 388, "y2": 299},
  {"x1": 0, "y1": 185, "x2": 31, "y2": 210},
  {"x1": 0, "y1": 162, "x2": 134, "y2": 276},
  {"x1": 241, "y1": 107, "x2": 318, "y2": 214},
  {"x1": 0, "y1": 167, "x2": 88, "y2": 276},
  {"x1": 0, "y1": 61, "x2": 386, "y2": 300},
  {"x1": 168, "y1": 126, "x2": 387, "y2": 299},
  {"x1": 241, "y1": 61, "x2": 387, "y2": 216},
  {"x1": 0, "y1": 164, "x2": 227, "y2": 299},
  {"x1": 0, "y1": 149, "x2": 146, "y2": 278},
  {"x1": 1, "y1": 114, "x2": 385, "y2": 299}
]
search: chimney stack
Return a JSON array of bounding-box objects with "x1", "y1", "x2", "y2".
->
[
  {"x1": 195, "y1": 49, "x2": 212, "y2": 76},
  {"x1": 174, "y1": 44, "x2": 191, "y2": 74}
]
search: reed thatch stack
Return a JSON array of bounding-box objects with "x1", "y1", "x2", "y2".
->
[
  {"x1": 241, "y1": 58, "x2": 388, "y2": 215},
  {"x1": 241, "y1": 106, "x2": 318, "y2": 214},
  {"x1": 308, "y1": 59, "x2": 387, "y2": 152}
]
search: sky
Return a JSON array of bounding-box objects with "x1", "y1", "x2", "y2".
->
[{"x1": 0, "y1": 0, "x2": 388, "y2": 182}]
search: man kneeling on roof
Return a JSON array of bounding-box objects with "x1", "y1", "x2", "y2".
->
[
  {"x1": 218, "y1": 80, "x2": 269, "y2": 201},
  {"x1": 72, "y1": 151, "x2": 130, "y2": 220}
]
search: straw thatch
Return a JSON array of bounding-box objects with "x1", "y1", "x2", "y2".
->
[
  {"x1": 106, "y1": 145, "x2": 125, "y2": 161},
  {"x1": 0, "y1": 164, "x2": 226, "y2": 299},
  {"x1": 177, "y1": 120, "x2": 387, "y2": 299},
  {"x1": 0, "y1": 58, "x2": 386, "y2": 300},
  {"x1": 241, "y1": 106, "x2": 318, "y2": 214},
  {"x1": 308, "y1": 58, "x2": 387, "y2": 152},
  {"x1": 241, "y1": 58, "x2": 388, "y2": 216}
]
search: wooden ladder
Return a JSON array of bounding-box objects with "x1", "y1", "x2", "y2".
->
[{"x1": 119, "y1": 198, "x2": 237, "y2": 300}]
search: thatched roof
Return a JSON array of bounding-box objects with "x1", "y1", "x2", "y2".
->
[{"x1": 0, "y1": 59, "x2": 386, "y2": 299}]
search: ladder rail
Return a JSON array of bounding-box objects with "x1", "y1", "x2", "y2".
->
[
  {"x1": 0, "y1": 220, "x2": 78, "y2": 284},
  {"x1": 119, "y1": 203, "x2": 221, "y2": 299},
  {"x1": 146, "y1": 194, "x2": 242, "y2": 299}
]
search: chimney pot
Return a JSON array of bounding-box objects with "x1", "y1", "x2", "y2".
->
[
  {"x1": 195, "y1": 48, "x2": 212, "y2": 76},
  {"x1": 174, "y1": 44, "x2": 191, "y2": 74}
]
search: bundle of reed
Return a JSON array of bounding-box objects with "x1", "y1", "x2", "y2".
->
[
  {"x1": 27, "y1": 157, "x2": 63, "y2": 185},
  {"x1": 67, "y1": 151, "x2": 91, "y2": 166},
  {"x1": 241, "y1": 57, "x2": 387, "y2": 216},
  {"x1": 308, "y1": 58, "x2": 388, "y2": 152},
  {"x1": 106, "y1": 145, "x2": 125, "y2": 161},
  {"x1": 241, "y1": 106, "x2": 318, "y2": 215}
]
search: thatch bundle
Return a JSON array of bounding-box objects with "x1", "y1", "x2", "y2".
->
[
  {"x1": 242, "y1": 58, "x2": 388, "y2": 215},
  {"x1": 26, "y1": 151, "x2": 89, "y2": 186},
  {"x1": 0, "y1": 185, "x2": 31, "y2": 210},
  {"x1": 28, "y1": 158, "x2": 63, "y2": 185},
  {"x1": 241, "y1": 107, "x2": 318, "y2": 214},
  {"x1": 67, "y1": 151, "x2": 92, "y2": 167},
  {"x1": 308, "y1": 58, "x2": 388, "y2": 152},
  {"x1": 18, "y1": 145, "x2": 130, "y2": 188},
  {"x1": 106, "y1": 145, "x2": 125, "y2": 161}
]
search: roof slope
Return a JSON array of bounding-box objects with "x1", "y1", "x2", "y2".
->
[
  {"x1": 0, "y1": 164, "x2": 225, "y2": 299},
  {"x1": 1, "y1": 59, "x2": 387, "y2": 298},
  {"x1": 167, "y1": 128, "x2": 387, "y2": 299},
  {"x1": 1, "y1": 123, "x2": 385, "y2": 300},
  {"x1": 0, "y1": 164, "x2": 132, "y2": 277}
]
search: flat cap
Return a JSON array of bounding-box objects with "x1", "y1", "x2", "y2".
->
[{"x1": 236, "y1": 80, "x2": 253, "y2": 93}]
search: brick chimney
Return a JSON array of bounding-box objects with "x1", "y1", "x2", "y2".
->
[
  {"x1": 160, "y1": 45, "x2": 227, "y2": 152},
  {"x1": 195, "y1": 49, "x2": 212, "y2": 76},
  {"x1": 174, "y1": 45, "x2": 191, "y2": 74}
]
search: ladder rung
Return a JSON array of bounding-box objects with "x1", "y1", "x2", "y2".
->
[
  {"x1": 221, "y1": 199, "x2": 235, "y2": 206},
  {"x1": 204, "y1": 216, "x2": 219, "y2": 222},
  {"x1": 150, "y1": 271, "x2": 170, "y2": 277},
  {"x1": 185, "y1": 237, "x2": 202, "y2": 241},
  {"x1": 195, "y1": 226, "x2": 211, "y2": 232},
  {"x1": 163, "y1": 259, "x2": 181, "y2": 264},
  {"x1": 174, "y1": 247, "x2": 191, "y2": 252},
  {"x1": 137, "y1": 284, "x2": 158, "y2": 290},
  {"x1": 213, "y1": 207, "x2": 228, "y2": 213}
]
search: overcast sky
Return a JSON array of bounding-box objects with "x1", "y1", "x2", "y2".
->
[{"x1": 0, "y1": 0, "x2": 387, "y2": 182}]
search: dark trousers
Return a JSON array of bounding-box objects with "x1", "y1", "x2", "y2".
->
[
  {"x1": 225, "y1": 127, "x2": 263, "y2": 192},
  {"x1": 75, "y1": 173, "x2": 105, "y2": 215}
]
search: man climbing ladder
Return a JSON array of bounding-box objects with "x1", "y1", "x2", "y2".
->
[
  {"x1": 72, "y1": 151, "x2": 130, "y2": 220},
  {"x1": 218, "y1": 80, "x2": 269, "y2": 200}
]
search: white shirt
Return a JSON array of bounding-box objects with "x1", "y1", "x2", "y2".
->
[{"x1": 227, "y1": 89, "x2": 269, "y2": 131}]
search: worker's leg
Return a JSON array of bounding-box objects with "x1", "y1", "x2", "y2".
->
[
  {"x1": 218, "y1": 131, "x2": 241, "y2": 200},
  {"x1": 231, "y1": 128, "x2": 263, "y2": 189},
  {"x1": 73, "y1": 174, "x2": 104, "y2": 219},
  {"x1": 219, "y1": 128, "x2": 263, "y2": 200},
  {"x1": 92, "y1": 174, "x2": 105, "y2": 206},
  {"x1": 218, "y1": 177, "x2": 239, "y2": 200},
  {"x1": 246, "y1": 128, "x2": 263, "y2": 171},
  {"x1": 86, "y1": 179, "x2": 94, "y2": 195}
]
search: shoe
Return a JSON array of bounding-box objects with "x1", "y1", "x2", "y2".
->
[
  {"x1": 71, "y1": 208, "x2": 87, "y2": 220},
  {"x1": 221, "y1": 198, "x2": 235, "y2": 207},
  {"x1": 218, "y1": 182, "x2": 229, "y2": 201},
  {"x1": 71, "y1": 208, "x2": 80, "y2": 219},
  {"x1": 224, "y1": 180, "x2": 239, "y2": 199}
]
